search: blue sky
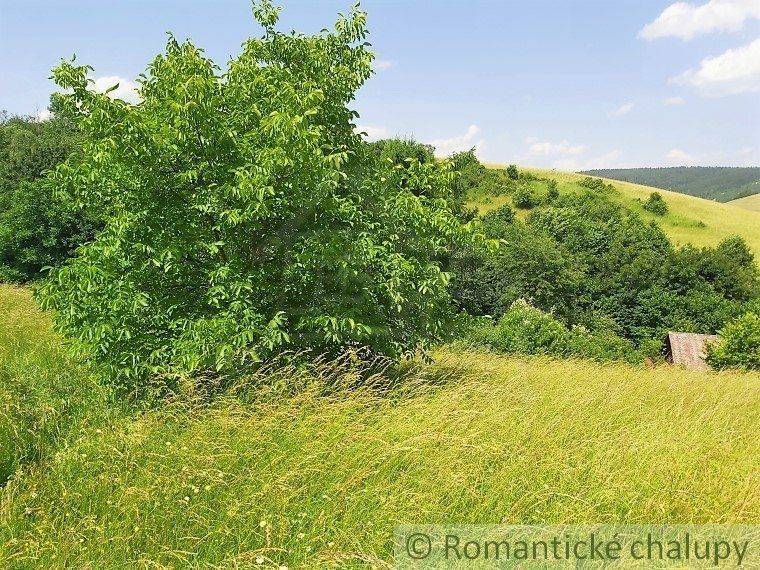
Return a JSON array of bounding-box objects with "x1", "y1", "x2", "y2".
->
[{"x1": 1, "y1": 0, "x2": 758, "y2": 168}]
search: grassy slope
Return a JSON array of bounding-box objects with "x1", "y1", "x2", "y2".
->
[
  {"x1": 477, "y1": 165, "x2": 760, "y2": 256},
  {"x1": 1, "y1": 285, "x2": 759, "y2": 567},
  {"x1": 730, "y1": 193, "x2": 760, "y2": 213},
  {"x1": 0, "y1": 287, "x2": 112, "y2": 485}
]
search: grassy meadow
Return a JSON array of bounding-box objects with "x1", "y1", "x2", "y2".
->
[
  {"x1": 476, "y1": 166, "x2": 760, "y2": 256},
  {"x1": 1, "y1": 285, "x2": 759, "y2": 567},
  {"x1": 730, "y1": 193, "x2": 760, "y2": 213}
]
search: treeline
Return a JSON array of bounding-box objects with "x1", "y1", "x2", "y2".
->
[
  {"x1": 581, "y1": 167, "x2": 760, "y2": 202},
  {"x1": 0, "y1": 107, "x2": 100, "y2": 282}
]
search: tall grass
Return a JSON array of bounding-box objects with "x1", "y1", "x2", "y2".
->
[
  {"x1": 0, "y1": 286, "x2": 112, "y2": 486},
  {"x1": 1, "y1": 284, "x2": 758, "y2": 567}
]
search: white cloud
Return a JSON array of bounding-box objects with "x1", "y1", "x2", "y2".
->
[
  {"x1": 526, "y1": 137, "x2": 586, "y2": 156},
  {"x1": 32, "y1": 108, "x2": 54, "y2": 122},
  {"x1": 91, "y1": 75, "x2": 141, "y2": 104},
  {"x1": 664, "y1": 96, "x2": 686, "y2": 105},
  {"x1": 608, "y1": 102, "x2": 634, "y2": 117},
  {"x1": 671, "y1": 38, "x2": 760, "y2": 95},
  {"x1": 354, "y1": 124, "x2": 389, "y2": 141},
  {"x1": 553, "y1": 150, "x2": 624, "y2": 171},
  {"x1": 373, "y1": 59, "x2": 395, "y2": 71},
  {"x1": 519, "y1": 137, "x2": 624, "y2": 170},
  {"x1": 666, "y1": 148, "x2": 697, "y2": 163},
  {"x1": 639, "y1": 0, "x2": 760, "y2": 41},
  {"x1": 429, "y1": 125, "x2": 484, "y2": 158},
  {"x1": 663, "y1": 146, "x2": 760, "y2": 166}
]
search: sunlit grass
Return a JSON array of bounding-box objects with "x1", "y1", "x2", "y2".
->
[
  {"x1": 1, "y1": 286, "x2": 758, "y2": 567},
  {"x1": 0, "y1": 287, "x2": 112, "y2": 486},
  {"x1": 730, "y1": 193, "x2": 760, "y2": 213}
]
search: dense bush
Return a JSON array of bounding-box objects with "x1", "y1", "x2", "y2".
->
[
  {"x1": 450, "y1": 218, "x2": 580, "y2": 322},
  {"x1": 468, "y1": 300, "x2": 639, "y2": 363},
  {"x1": 506, "y1": 164, "x2": 519, "y2": 180},
  {"x1": 0, "y1": 112, "x2": 97, "y2": 282},
  {"x1": 682, "y1": 236, "x2": 760, "y2": 302},
  {"x1": 450, "y1": 163, "x2": 759, "y2": 355},
  {"x1": 706, "y1": 312, "x2": 760, "y2": 370},
  {"x1": 546, "y1": 179, "x2": 559, "y2": 202},
  {"x1": 512, "y1": 185, "x2": 539, "y2": 209},
  {"x1": 370, "y1": 137, "x2": 435, "y2": 168},
  {"x1": 643, "y1": 191, "x2": 668, "y2": 215},
  {"x1": 0, "y1": 180, "x2": 100, "y2": 282},
  {"x1": 38, "y1": 3, "x2": 475, "y2": 387},
  {"x1": 579, "y1": 176, "x2": 615, "y2": 192}
]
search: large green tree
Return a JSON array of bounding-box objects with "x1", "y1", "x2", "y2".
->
[{"x1": 39, "y1": 1, "x2": 474, "y2": 387}]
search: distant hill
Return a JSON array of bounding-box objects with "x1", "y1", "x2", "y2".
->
[{"x1": 579, "y1": 167, "x2": 760, "y2": 202}]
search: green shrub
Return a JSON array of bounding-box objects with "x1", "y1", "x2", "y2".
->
[
  {"x1": 0, "y1": 180, "x2": 100, "y2": 283},
  {"x1": 481, "y1": 203, "x2": 515, "y2": 227},
  {"x1": 38, "y1": 3, "x2": 476, "y2": 388},
  {"x1": 468, "y1": 300, "x2": 639, "y2": 363},
  {"x1": 449, "y1": 221, "x2": 580, "y2": 321},
  {"x1": 579, "y1": 177, "x2": 614, "y2": 192},
  {"x1": 643, "y1": 192, "x2": 669, "y2": 215},
  {"x1": 512, "y1": 185, "x2": 539, "y2": 209},
  {"x1": 706, "y1": 312, "x2": 760, "y2": 370},
  {"x1": 0, "y1": 112, "x2": 96, "y2": 282},
  {"x1": 546, "y1": 179, "x2": 559, "y2": 202},
  {"x1": 370, "y1": 138, "x2": 435, "y2": 167},
  {"x1": 506, "y1": 164, "x2": 519, "y2": 180}
]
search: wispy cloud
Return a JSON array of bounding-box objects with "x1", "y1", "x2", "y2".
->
[
  {"x1": 373, "y1": 59, "x2": 395, "y2": 71},
  {"x1": 663, "y1": 96, "x2": 686, "y2": 105},
  {"x1": 428, "y1": 124, "x2": 484, "y2": 158},
  {"x1": 525, "y1": 137, "x2": 586, "y2": 156},
  {"x1": 32, "y1": 108, "x2": 54, "y2": 122},
  {"x1": 608, "y1": 102, "x2": 634, "y2": 117},
  {"x1": 553, "y1": 150, "x2": 624, "y2": 171},
  {"x1": 354, "y1": 124, "x2": 389, "y2": 141},
  {"x1": 671, "y1": 38, "x2": 760, "y2": 95},
  {"x1": 520, "y1": 137, "x2": 623, "y2": 170},
  {"x1": 92, "y1": 75, "x2": 141, "y2": 104},
  {"x1": 639, "y1": 0, "x2": 760, "y2": 41},
  {"x1": 666, "y1": 148, "x2": 697, "y2": 164}
]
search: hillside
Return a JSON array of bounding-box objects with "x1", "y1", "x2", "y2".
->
[
  {"x1": 730, "y1": 193, "x2": 760, "y2": 213},
  {"x1": 476, "y1": 166, "x2": 760, "y2": 257},
  {"x1": 579, "y1": 167, "x2": 760, "y2": 203},
  {"x1": 1, "y1": 286, "x2": 758, "y2": 566}
]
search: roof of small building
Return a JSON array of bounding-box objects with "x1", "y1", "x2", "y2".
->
[{"x1": 664, "y1": 332, "x2": 718, "y2": 370}]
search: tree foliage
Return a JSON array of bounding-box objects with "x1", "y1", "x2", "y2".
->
[
  {"x1": 0, "y1": 112, "x2": 97, "y2": 282},
  {"x1": 643, "y1": 191, "x2": 668, "y2": 215},
  {"x1": 707, "y1": 312, "x2": 760, "y2": 370},
  {"x1": 449, "y1": 161, "x2": 759, "y2": 354},
  {"x1": 38, "y1": 2, "x2": 474, "y2": 387}
]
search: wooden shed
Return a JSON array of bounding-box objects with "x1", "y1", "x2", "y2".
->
[{"x1": 664, "y1": 332, "x2": 718, "y2": 370}]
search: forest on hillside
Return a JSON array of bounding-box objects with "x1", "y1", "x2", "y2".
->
[{"x1": 581, "y1": 166, "x2": 760, "y2": 202}]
